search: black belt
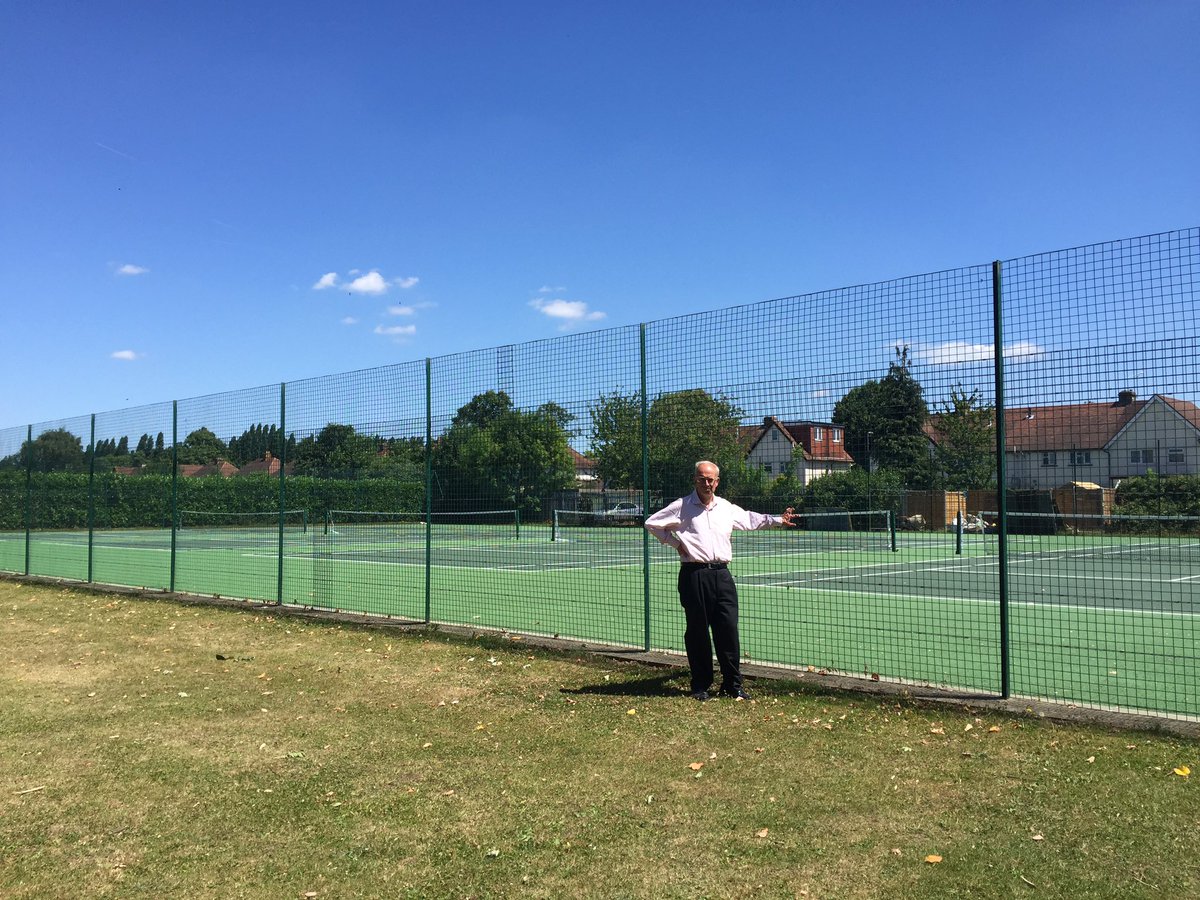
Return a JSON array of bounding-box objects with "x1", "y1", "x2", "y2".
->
[{"x1": 681, "y1": 561, "x2": 728, "y2": 570}]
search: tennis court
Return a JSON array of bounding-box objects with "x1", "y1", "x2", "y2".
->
[{"x1": 4, "y1": 510, "x2": 1196, "y2": 718}]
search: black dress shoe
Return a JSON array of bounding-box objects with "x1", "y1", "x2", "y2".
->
[
  {"x1": 720, "y1": 687, "x2": 751, "y2": 701},
  {"x1": 690, "y1": 690, "x2": 710, "y2": 702}
]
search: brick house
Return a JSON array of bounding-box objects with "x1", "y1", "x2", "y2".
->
[
  {"x1": 741, "y1": 417, "x2": 855, "y2": 484},
  {"x1": 926, "y1": 391, "x2": 1200, "y2": 489}
]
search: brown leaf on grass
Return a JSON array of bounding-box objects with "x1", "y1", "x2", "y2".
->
[
  {"x1": 890, "y1": 848, "x2": 902, "y2": 856},
  {"x1": 924, "y1": 854, "x2": 943, "y2": 864},
  {"x1": 755, "y1": 828, "x2": 769, "y2": 838},
  {"x1": 688, "y1": 762, "x2": 704, "y2": 771},
  {"x1": 929, "y1": 726, "x2": 945, "y2": 735},
  {"x1": 988, "y1": 726, "x2": 1001, "y2": 733}
]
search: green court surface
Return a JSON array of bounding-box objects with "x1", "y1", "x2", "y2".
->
[{"x1": 2, "y1": 524, "x2": 1197, "y2": 718}]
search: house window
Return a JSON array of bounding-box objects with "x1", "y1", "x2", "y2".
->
[
  {"x1": 771, "y1": 430, "x2": 779, "y2": 441},
  {"x1": 1168, "y1": 448, "x2": 1185, "y2": 464},
  {"x1": 813, "y1": 427, "x2": 824, "y2": 440},
  {"x1": 763, "y1": 462, "x2": 773, "y2": 475},
  {"x1": 1041, "y1": 452, "x2": 1057, "y2": 467},
  {"x1": 832, "y1": 429, "x2": 841, "y2": 442},
  {"x1": 1130, "y1": 449, "x2": 1156, "y2": 464},
  {"x1": 1070, "y1": 451, "x2": 1092, "y2": 466}
]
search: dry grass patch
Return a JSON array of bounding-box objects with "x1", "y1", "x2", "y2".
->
[{"x1": 2, "y1": 579, "x2": 1198, "y2": 899}]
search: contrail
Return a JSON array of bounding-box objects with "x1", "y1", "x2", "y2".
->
[{"x1": 95, "y1": 141, "x2": 138, "y2": 161}]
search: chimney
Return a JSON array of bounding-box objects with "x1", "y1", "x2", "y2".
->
[{"x1": 1116, "y1": 390, "x2": 1136, "y2": 407}]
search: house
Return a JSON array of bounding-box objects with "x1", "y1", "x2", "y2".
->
[
  {"x1": 741, "y1": 417, "x2": 855, "y2": 484},
  {"x1": 176, "y1": 459, "x2": 239, "y2": 478},
  {"x1": 235, "y1": 451, "x2": 293, "y2": 477},
  {"x1": 991, "y1": 391, "x2": 1199, "y2": 489},
  {"x1": 568, "y1": 447, "x2": 598, "y2": 484}
]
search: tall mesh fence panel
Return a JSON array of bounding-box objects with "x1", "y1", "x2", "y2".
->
[
  {"x1": 89, "y1": 402, "x2": 175, "y2": 591},
  {"x1": 288, "y1": 361, "x2": 428, "y2": 619},
  {"x1": 1001, "y1": 228, "x2": 1200, "y2": 717}
]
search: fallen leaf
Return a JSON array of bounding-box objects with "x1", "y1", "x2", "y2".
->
[
  {"x1": 890, "y1": 848, "x2": 902, "y2": 856},
  {"x1": 1086, "y1": 756, "x2": 1095, "y2": 764},
  {"x1": 627, "y1": 708, "x2": 637, "y2": 715},
  {"x1": 924, "y1": 854, "x2": 943, "y2": 864},
  {"x1": 930, "y1": 727, "x2": 945, "y2": 735},
  {"x1": 688, "y1": 762, "x2": 704, "y2": 771},
  {"x1": 1173, "y1": 765, "x2": 1191, "y2": 777},
  {"x1": 755, "y1": 828, "x2": 769, "y2": 838},
  {"x1": 988, "y1": 726, "x2": 1001, "y2": 733},
  {"x1": 1032, "y1": 833, "x2": 1044, "y2": 841}
]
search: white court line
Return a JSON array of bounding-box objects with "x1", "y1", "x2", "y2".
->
[{"x1": 741, "y1": 582, "x2": 1200, "y2": 618}]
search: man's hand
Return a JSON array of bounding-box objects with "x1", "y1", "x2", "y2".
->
[{"x1": 781, "y1": 507, "x2": 797, "y2": 527}]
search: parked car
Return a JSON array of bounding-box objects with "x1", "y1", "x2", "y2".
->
[{"x1": 601, "y1": 501, "x2": 644, "y2": 520}]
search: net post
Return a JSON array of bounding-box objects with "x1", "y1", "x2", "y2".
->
[
  {"x1": 551, "y1": 509, "x2": 560, "y2": 542},
  {"x1": 514, "y1": 508, "x2": 520, "y2": 542},
  {"x1": 955, "y1": 510, "x2": 963, "y2": 556},
  {"x1": 888, "y1": 510, "x2": 897, "y2": 552}
]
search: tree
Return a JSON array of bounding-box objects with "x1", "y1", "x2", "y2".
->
[
  {"x1": 292, "y1": 424, "x2": 377, "y2": 478},
  {"x1": 178, "y1": 427, "x2": 228, "y2": 465},
  {"x1": 832, "y1": 346, "x2": 932, "y2": 486},
  {"x1": 434, "y1": 391, "x2": 575, "y2": 519},
  {"x1": 16, "y1": 428, "x2": 87, "y2": 472},
  {"x1": 932, "y1": 387, "x2": 995, "y2": 489},
  {"x1": 589, "y1": 387, "x2": 746, "y2": 500}
]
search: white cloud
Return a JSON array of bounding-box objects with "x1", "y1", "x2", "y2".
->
[
  {"x1": 387, "y1": 305, "x2": 415, "y2": 316},
  {"x1": 912, "y1": 340, "x2": 1046, "y2": 365},
  {"x1": 347, "y1": 271, "x2": 389, "y2": 295},
  {"x1": 313, "y1": 270, "x2": 418, "y2": 293},
  {"x1": 116, "y1": 264, "x2": 148, "y2": 276},
  {"x1": 374, "y1": 324, "x2": 417, "y2": 338},
  {"x1": 538, "y1": 285, "x2": 566, "y2": 294},
  {"x1": 111, "y1": 350, "x2": 141, "y2": 361},
  {"x1": 530, "y1": 297, "x2": 606, "y2": 329},
  {"x1": 341, "y1": 316, "x2": 359, "y2": 325}
]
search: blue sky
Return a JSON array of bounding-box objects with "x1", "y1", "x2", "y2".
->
[{"x1": 2, "y1": 0, "x2": 1197, "y2": 430}]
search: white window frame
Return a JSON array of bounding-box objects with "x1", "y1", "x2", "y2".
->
[
  {"x1": 1070, "y1": 451, "x2": 1092, "y2": 466},
  {"x1": 1041, "y1": 452, "x2": 1057, "y2": 468},
  {"x1": 1168, "y1": 448, "x2": 1185, "y2": 464},
  {"x1": 813, "y1": 426, "x2": 824, "y2": 441}
]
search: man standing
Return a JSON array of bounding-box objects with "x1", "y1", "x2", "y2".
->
[{"x1": 644, "y1": 460, "x2": 795, "y2": 701}]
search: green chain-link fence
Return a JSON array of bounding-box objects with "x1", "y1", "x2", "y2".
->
[{"x1": 1, "y1": 227, "x2": 1196, "y2": 721}]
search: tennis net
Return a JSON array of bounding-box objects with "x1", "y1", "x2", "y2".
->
[
  {"x1": 177, "y1": 509, "x2": 308, "y2": 534},
  {"x1": 984, "y1": 510, "x2": 1200, "y2": 543},
  {"x1": 326, "y1": 509, "x2": 520, "y2": 544},
  {"x1": 552, "y1": 507, "x2": 896, "y2": 551}
]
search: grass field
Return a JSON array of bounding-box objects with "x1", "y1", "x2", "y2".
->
[
  {"x1": 2, "y1": 579, "x2": 1198, "y2": 898},
  {"x1": 1, "y1": 521, "x2": 1197, "y2": 720}
]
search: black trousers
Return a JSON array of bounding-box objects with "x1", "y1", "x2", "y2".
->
[{"x1": 677, "y1": 564, "x2": 741, "y2": 692}]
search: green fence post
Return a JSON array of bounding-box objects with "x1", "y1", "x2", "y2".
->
[
  {"x1": 424, "y1": 357, "x2": 433, "y2": 626},
  {"x1": 23, "y1": 424, "x2": 31, "y2": 576},
  {"x1": 169, "y1": 401, "x2": 178, "y2": 594},
  {"x1": 87, "y1": 413, "x2": 96, "y2": 583},
  {"x1": 277, "y1": 382, "x2": 287, "y2": 606},
  {"x1": 640, "y1": 323, "x2": 651, "y2": 653},
  {"x1": 992, "y1": 260, "x2": 1010, "y2": 700}
]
